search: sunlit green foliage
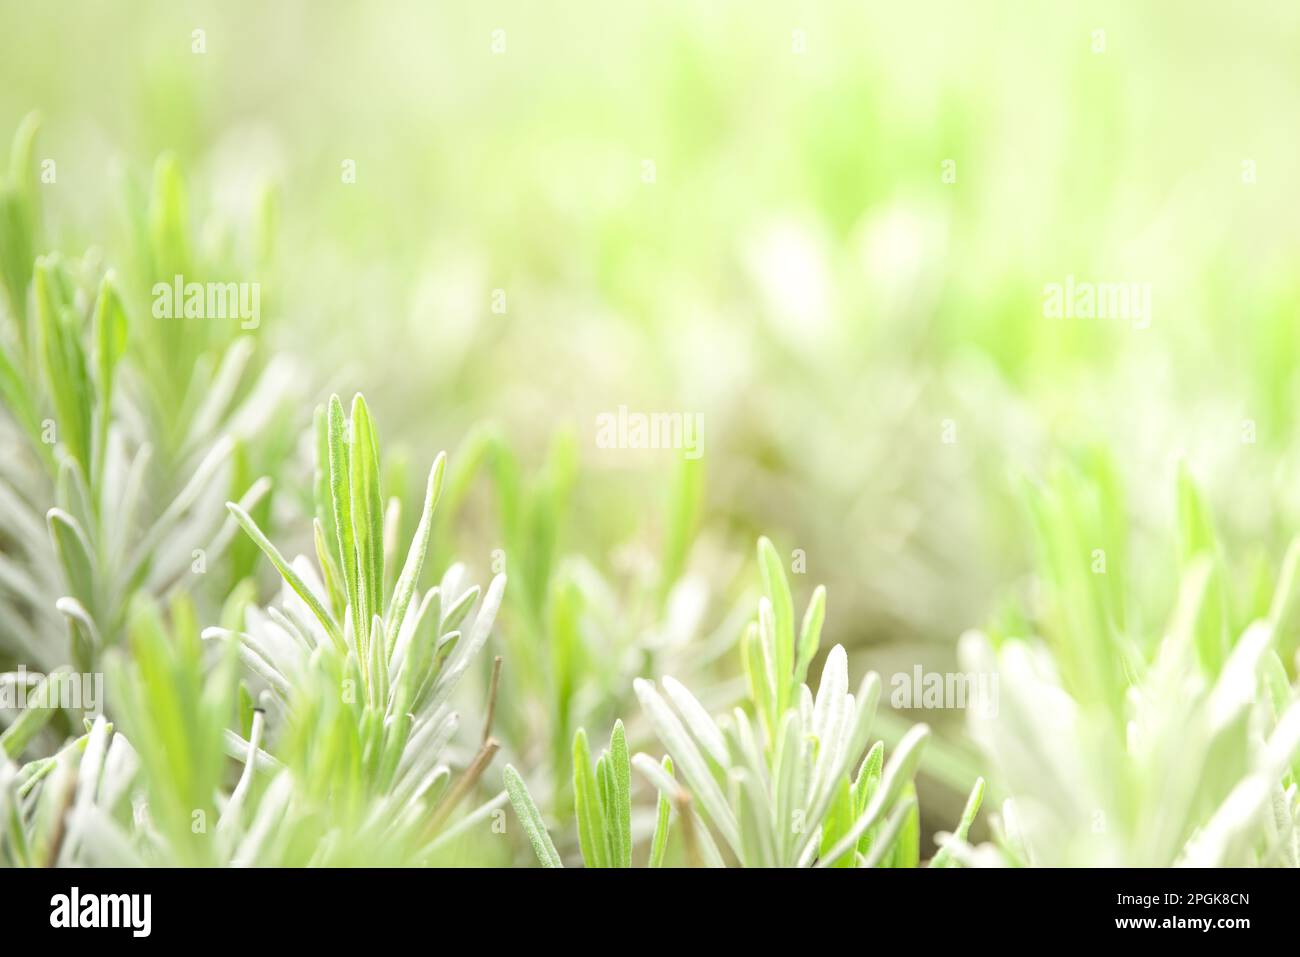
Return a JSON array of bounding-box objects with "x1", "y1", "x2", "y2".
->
[{"x1": 2, "y1": 1, "x2": 1299, "y2": 872}]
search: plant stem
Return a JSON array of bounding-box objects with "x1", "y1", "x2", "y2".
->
[{"x1": 426, "y1": 736, "x2": 500, "y2": 838}]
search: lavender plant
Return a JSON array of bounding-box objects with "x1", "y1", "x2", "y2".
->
[
  {"x1": 210, "y1": 393, "x2": 510, "y2": 859},
  {"x1": 436, "y1": 430, "x2": 749, "y2": 827},
  {"x1": 502, "y1": 720, "x2": 676, "y2": 867},
  {"x1": 0, "y1": 115, "x2": 296, "y2": 683},
  {"x1": 952, "y1": 464, "x2": 1300, "y2": 866},
  {"x1": 506, "y1": 536, "x2": 984, "y2": 867}
]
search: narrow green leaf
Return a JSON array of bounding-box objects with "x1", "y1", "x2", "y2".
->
[
  {"x1": 884, "y1": 784, "x2": 920, "y2": 868},
  {"x1": 1176, "y1": 464, "x2": 1229, "y2": 674},
  {"x1": 858, "y1": 796, "x2": 918, "y2": 869},
  {"x1": 349, "y1": 394, "x2": 385, "y2": 633},
  {"x1": 0, "y1": 671, "x2": 64, "y2": 758},
  {"x1": 756, "y1": 601, "x2": 780, "y2": 736},
  {"x1": 504, "y1": 765, "x2": 562, "y2": 868},
  {"x1": 313, "y1": 518, "x2": 345, "y2": 620},
  {"x1": 440, "y1": 584, "x2": 480, "y2": 634},
  {"x1": 634, "y1": 677, "x2": 740, "y2": 853},
  {"x1": 35, "y1": 257, "x2": 92, "y2": 470},
  {"x1": 757, "y1": 537, "x2": 795, "y2": 710},
  {"x1": 818, "y1": 775, "x2": 855, "y2": 868},
  {"x1": 771, "y1": 710, "x2": 803, "y2": 865},
  {"x1": 226, "y1": 502, "x2": 342, "y2": 649},
  {"x1": 736, "y1": 769, "x2": 774, "y2": 867},
  {"x1": 572, "y1": 727, "x2": 608, "y2": 868},
  {"x1": 327, "y1": 395, "x2": 359, "y2": 633},
  {"x1": 659, "y1": 456, "x2": 702, "y2": 598},
  {"x1": 740, "y1": 623, "x2": 772, "y2": 737},
  {"x1": 598, "y1": 755, "x2": 618, "y2": 866},
  {"x1": 313, "y1": 406, "x2": 334, "y2": 551},
  {"x1": 609, "y1": 719, "x2": 632, "y2": 867},
  {"x1": 649, "y1": 756, "x2": 674, "y2": 867},
  {"x1": 0, "y1": 345, "x2": 42, "y2": 455},
  {"x1": 931, "y1": 776, "x2": 986, "y2": 868},
  {"x1": 853, "y1": 742, "x2": 884, "y2": 818},
  {"x1": 46, "y1": 508, "x2": 95, "y2": 609},
  {"x1": 386, "y1": 452, "x2": 446, "y2": 656},
  {"x1": 794, "y1": 585, "x2": 826, "y2": 686},
  {"x1": 0, "y1": 112, "x2": 39, "y2": 330},
  {"x1": 91, "y1": 273, "x2": 128, "y2": 480},
  {"x1": 852, "y1": 741, "x2": 885, "y2": 856},
  {"x1": 661, "y1": 676, "x2": 728, "y2": 767}
]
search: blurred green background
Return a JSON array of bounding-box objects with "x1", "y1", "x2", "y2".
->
[{"x1": 4, "y1": 0, "x2": 1300, "y2": 838}]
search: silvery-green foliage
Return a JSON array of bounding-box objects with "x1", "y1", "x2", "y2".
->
[
  {"x1": 435, "y1": 433, "x2": 747, "y2": 822},
  {"x1": 954, "y1": 465, "x2": 1300, "y2": 867},
  {"x1": 503, "y1": 719, "x2": 675, "y2": 867},
  {"x1": 3, "y1": 389, "x2": 515, "y2": 868},
  {"x1": 212, "y1": 393, "x2": 508, "y2": 842},
  {"x1": 961, "y1": 584, "x2": 1300, "y2": 867},
  {"x1": 1, "y1": 593, "x2": 477, "y2": 868},
  {"x1": 1, "y1": 595, "x2": 250, "y2": 867},
  {"x1": 0, "y1": 115, "x2": 297, "y2": 684},
  {"x1": 0, "y1": 714, "x2": 136, "y2": 867},
  {"x1": 632, "y1": 536, "x2": 982, "y2": 867}
]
